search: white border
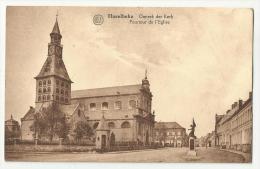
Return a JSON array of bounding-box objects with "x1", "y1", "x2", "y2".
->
[{"x1": 0, "y1": 1, "x2": 259, "y2": 169}]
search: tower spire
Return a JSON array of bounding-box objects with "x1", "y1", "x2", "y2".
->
[{"x1": 145, "y1": 68, "x2": 148, "y2": 79}]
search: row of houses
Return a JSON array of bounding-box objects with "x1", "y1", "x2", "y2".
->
[{"x1": 200, "y1": 92, "x2": 252, "y2": 153}]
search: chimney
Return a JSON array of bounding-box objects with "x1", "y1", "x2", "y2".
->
[
  {"x1": 249, "y1": 92, "x2": 252, "y2": 99},
  {"x1": 239, "y1": 99, "x2": 243, "y2": 108},
  {"x1": 233, "y1": 102, "x2": 238, "y2": 108}
]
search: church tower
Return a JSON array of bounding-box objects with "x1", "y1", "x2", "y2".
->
[{"x1": 34, "y1": 17, "x2": 72, "y2": 109}]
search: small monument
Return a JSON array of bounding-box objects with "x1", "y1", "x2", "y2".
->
[
  {"x1": 186, "y1": 118, "x2": 198, "y2": 157},
  {"x1": 95, "y1": 113, "x2": 110, "y2": 152}
]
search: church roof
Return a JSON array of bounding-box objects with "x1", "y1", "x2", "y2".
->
[
  {"x1": 71, "y1": 84, "x2": 142, "y2": 99},
  {"x1": 155, "y1": 122, "x2": 185, "y2": 129},
  {"x1": 35, "y1": 55, "x2": 72, "y2": 82},
  {"x1": 21, "y1": 106, "x2": 35, "y2": 121}
]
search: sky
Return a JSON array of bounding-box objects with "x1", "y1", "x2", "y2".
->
[{"x1": 5, "y1": 7, "x2": 253, "y2": 137}]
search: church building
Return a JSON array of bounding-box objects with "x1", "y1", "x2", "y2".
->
[{"x1": 21, "y1": 18, "x2": 155, "y2": 146}]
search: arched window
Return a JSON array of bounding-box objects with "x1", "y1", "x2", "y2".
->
[
  {"x1": 93, "y1": 122, "x2": 99, "y2": 129},
  {"x1": 39, "y1": 81, "x2": 42, "y2": 87},
  {"x1": 90, "y1": 103, "x2": 96, "y2": 111},
  {"x1": 129, "y1": 100, "x2": 136, "y2": 109},
  {"x1": 56, "y1": 80, "x2": 59, "y2": 85},
  {"x1": 47, "y1": 87, "x2": 51, "y2": 92},
  {"x1": 43, "y1": 95, "x2": 46, "y2": 101},
  {"x1": 38, "y1": 88, "x2": 42, "y2": 93},
  {"x1": 61, "y1": 89, "x2": 64, "y2": 95},
  {"x1": 56, "y1": 88, "x2": 59, "y2": 94},
  {"x1": 38, "y1": 96, "x2": 41, "y2": 101},
  {"x1": 114, "y1": 101, "x2": 122, "y2": 110},
  {"x1": 43, "y1": 88, "x2": 47, "y2": 93},
  {"x1": 108, "y1": 122, "x2": 115, "y2": 129},
  {"x1": 102, "y1": 102, "x2": 108, "y2": 110},
  {"x1": 121, "y1": 121, "x2": 130, "y2": 128},
  {"x1": 43, "y1": 80, "x2": 46, "y2": 85},
  {"x1": 47, "y1": 95, "x2": 50, "y2": 100},
  {"x1": 48, "y1": 79, "x2": 51, "y2": 85}
]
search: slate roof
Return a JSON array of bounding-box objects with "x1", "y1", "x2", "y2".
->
[
  {"x1": 35, "y1": 55, "x2": 72, "y2": 81},
  {"x1": 51, "y1": 19, "x2": 61, "y2": 34},
  {"x1": 71, "y1": 84, "x2": 142, "y2": 99},
  {"x1": 154, "y1": 122, "x2": 185, "y2": 129}
]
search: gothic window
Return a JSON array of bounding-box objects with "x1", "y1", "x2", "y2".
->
[
  {"x1": 78, "y1": 110, "x2": 81, "y2": 117},
  {"x1": 56, "y1": 88, "x2": 59, "y2": 94},
  {"x1": 129, "y1": 100, "x2": 136, "y2": 109},
  {"x1": 93, "y1": 122, "x2": 99, "y2": 129},
  {"x1": 56, "y1": 80, "x2": 59, "y2": 86},
  {"x1": 102, "y1": 102, "x2": 109, "y2": 110},
  {"x1": 38, "y1": 88, "x2": 42, "y2": 93},
  {"x1": 90, "y1": 103, "x2": 96, "y2": 111},
  {"x1": 47, "y1": 95, "x2": 50, "y2": 100},
  {"x1": 61, "y1": 82, "x2": 64, "y2": 87},
  {"x1": 108, "y1": 122, "x2": 115, "y2": 129},
  {"x1": 43, "y1": 80, "x2": 46, "y2": 85},
  {"x1": 38, "y1": 96, "x2": 41, "y2": 101},
  {"x1": 121, "y1": 121, "x2": 131, "y2": 128},
  {"x1": 114, "y1": 101, "x2": 122, "y2": 110},
  {"x1": 61, "y1": 89, "x2": 64, "y2": 95},
  {"x1": 39, "y1": 81, "x2": 42, "y2": 87},
  {"x1": 48, "y1": 79, "x2": 51, "y2": 85},
  {"x1": 43, "y1": 95, "x2": 46, "y2": 101},
  {"x1": 47, "y1": 87, "x2": 51, "y2": 92},
  {"x1": 43, "y1": 88, "x2": 47, "y2": 93},
  {"x1": 56, "y1": 96, "x2": 59, "y2": 101}
]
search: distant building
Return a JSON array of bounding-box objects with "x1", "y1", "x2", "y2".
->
[
  {"x1": 153, "y1": 122, "x2": 187, "y2": 147},
  {"x1": 215, "y1": 92, "x2": 252, "y2": 153},
  {"x1": 20, "y1": 18, "x2": 155, "y2": 146},
  {"x1": 5, "y1": 115, "x2": 20, "y2": 141}
]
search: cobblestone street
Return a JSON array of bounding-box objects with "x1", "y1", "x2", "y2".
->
[{"x1": 5, "y1": 147, "x2": 247, "y2": 163}]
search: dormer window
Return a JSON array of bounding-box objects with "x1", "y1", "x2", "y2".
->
[{"x1": 102, "y1": 102, "x2": 109, "y2": 110}]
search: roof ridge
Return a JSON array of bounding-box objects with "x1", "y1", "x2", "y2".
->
[{"x1": 72, "y1": 84, "x2": 141, "y2": 92}]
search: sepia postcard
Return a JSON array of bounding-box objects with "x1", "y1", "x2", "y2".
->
[{"x1": 3, "y1": 6, "x2": 254, "y2": 164}]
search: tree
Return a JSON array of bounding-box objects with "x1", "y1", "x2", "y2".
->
[
  {"x1": 30, "y1": 103, "x2": 69, "y2": 142},
  {"x1": 73, "y1": 121, "x2": 93, "y2": 143}
]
